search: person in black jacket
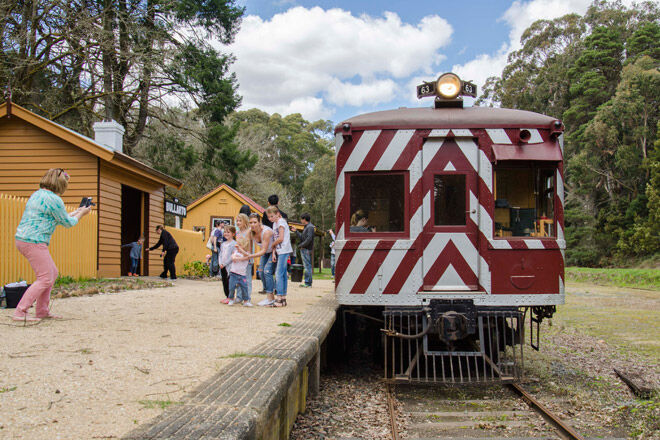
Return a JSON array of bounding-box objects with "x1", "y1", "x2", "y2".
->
[
  {"x1": 149, "y1": 225, "x2": 179, "y2": 279},
  {"x1": 291, "y1": 213, "x2": 314, "y2": 288},
  {"x1": 262, "y1": 194, "x2": 288, "y2": 229}
]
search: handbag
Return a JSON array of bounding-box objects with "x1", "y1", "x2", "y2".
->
[{"x1": 206, "y1": 235, "x2": 214, "y2": 250}]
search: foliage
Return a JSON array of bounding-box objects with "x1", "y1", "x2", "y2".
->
[
  {"x1": 479, "y1": 0, "x2": 660, "y2": 265},
  {"x1": 227, "y1": 109, "x2": 334, "y2": 217},
  {"x1": 302, "y1": 153, "x2": 336, "y2": 232},
  {"x1": 183, "y1": 260, "x2": 208, "y2": 278},
  {"x1": 0, "y1": 0, "x2": 244, "y2": 155}
]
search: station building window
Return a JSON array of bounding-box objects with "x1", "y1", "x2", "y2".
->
[
  {"x1": 494, "y1": 163, "x2": 555, "y2": 237},
  {"x1": 348, "y1": 172, "x2": 406, "y2": 234}
]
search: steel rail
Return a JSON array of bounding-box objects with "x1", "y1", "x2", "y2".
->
[
  {"x1": 385, "y1": 383, "x2": 400, "y2": 440},
  {"x1": 508, "y1": 382, "x2": 585, "y2": 440}
]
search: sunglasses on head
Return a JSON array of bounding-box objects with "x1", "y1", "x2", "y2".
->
[
  {"x1": 249, "y1": 213, "x2": 260, "y2": 219},
  {"x1": 57, "y1": 168, "x2": 69, "y2": 178}
]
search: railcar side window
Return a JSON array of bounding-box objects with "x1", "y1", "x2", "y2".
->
[
  {"x1": 349, "y1": 173, "x2": 406, "y2": 233},
  {"x1": 494, "y1": 165, "x2": 555, "y2": 237}
]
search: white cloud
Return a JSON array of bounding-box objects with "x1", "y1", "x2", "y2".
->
[
  {"x1": 226, "y1": 7, "x2": 453, "y2": 120},
  {"x1": 326, "y1": 78, "x2": 397, "y2": 107},
  {"x1": 452, "y1": 0, "x2": 596, "y2": 92}
]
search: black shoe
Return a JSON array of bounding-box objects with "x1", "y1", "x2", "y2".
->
[
  {"x1": 170, "y1": 277, "x2": 177, "y2": 280},
  {"x1": 159, "y1": 274, "x2": 167, "y2": 279}
]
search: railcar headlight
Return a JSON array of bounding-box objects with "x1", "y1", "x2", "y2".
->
[{"x1": 436, "y1": 73, "x2": 461, "y2": 99}]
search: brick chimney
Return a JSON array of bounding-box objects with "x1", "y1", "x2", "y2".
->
[{"x1": 93, "y1": 120, "x2": 125, "y2": 153}]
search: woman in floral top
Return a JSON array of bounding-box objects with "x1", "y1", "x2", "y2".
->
[{"x1": 12, "y1": 168, "x2": 92, "y2": 322}]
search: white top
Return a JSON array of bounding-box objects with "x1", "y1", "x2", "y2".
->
[
  {"x1": 256, "y1": 225, "x2": 274, "y2": 253},
  {"x1": 273, "y1": 218, "x2": 293, "y2": 255},
  {"x1": 230, "y1": 250, "x2": 249, "y2": 276},
  {"x1": 329, "y1": 231, "x2": 336, "y2": 255}
]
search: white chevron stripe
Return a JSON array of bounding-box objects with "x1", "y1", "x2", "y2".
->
[
  {"x1": 430, "y1": 264, "x2": 468, "y2": 290},
  {"x1": 374, "y1": 129, "x2": 414, "y2": 170},
  {"x1": 452, "y1": 129, "x2": 472, "y2": 137},
  {"x1": 479, "y1": 149, "x2": 492, "y2": 193},
  {"x1": 489, "y1": 239, "x2": 512, "y2": 249},
  {"x1": 526, "y1": 239, "x2": 544, "y2": 249},
  {"x1": 444, "y1": 161, "x2": 456, "y2": 171},
  {"x1": 423, "y1": 234, "x2": 478, "y2": 277},
  {"x1": 365, "y1": 245, "x2": 407, "y2": 294},
  {"x1": 469, "y1": 191, "x2": 479, "y2": 225},
  {"x1": 399, "y1": 259, "x2": 423, "y2": 294},
  {"x1": 429, "y1": 129, "x2": 449, "y2": 137},
  {"x1": 337, "y1": 224, "x2": 345, "y2": 241},
  {"x1": 479, "y1": 203, "x2": 493, "y2": 240},
  {"x1": 556, "y1": 222, "x2": 564, "y2": 241},
  {"x1": 423, "y1": 139, "x2": 442, "y2": 170},
  {"x1": 479, "y1": 256, "x2": 491, "y2": 294},
  {"x1": 559, "y1": 276, "x2": 565, "y2": 295},
  {"x1": 422, "y1": 191, "x2": 432, "y2": 227},
  {"x1": 408, "y1": 150, "x2": 423, "y2": 190},
  {"x1": 409, "y1": 200, "x2": 424, "y2": 241},
  {"x1": 336, "y1": 241, "x2": 375, "y2": 294},
  {"x1": 486, "y1": 128, "x2": 511, "y2": 144},
  {"x1": 557, "y1": 170, "x2": 564, "y2": 205},
  {"x1": 336, "y1": 130, "x2": 381, "y2": 215},
  {"x1": 528, "y1": 129, "x2": 543, "y2": 143},
  {"x1": 456, "y1": 138, "x2": 478, "y2": 172},
  {"x1": 559, "y1": 134, "x2": 564, "y2": 155},
  {"x1": 344, "y1": 130, "x2": 381, "y2": 172}
]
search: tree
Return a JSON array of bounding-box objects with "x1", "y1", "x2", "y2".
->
[
  {"x1": 478, "y1": 0, "x2": 660, "y2": 265},
  {"x1": 227, "y1": 109, "x2": 334, "y2": 215},
  {"x1": 302, "y1": 154, "x2": 336, "y2": 232},
  {"x1": 0, "y1": 0, "x2": 244, "y2": 155}
]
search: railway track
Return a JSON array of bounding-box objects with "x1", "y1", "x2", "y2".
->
[{"x1": 386, "y1": 381, "x2": 586, "y2": 440}]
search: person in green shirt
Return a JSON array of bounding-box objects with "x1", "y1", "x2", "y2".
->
[{"x1": 12, "y1": 168, "x2": 92, "y2": 322}]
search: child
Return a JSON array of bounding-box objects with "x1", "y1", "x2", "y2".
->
[
  {"x1": 121, "y1": 236, "x2": 144, "y2": 276},
  {"x1": 229, "y1": 236, "x2": 252, "y2": 306},
  {"x1": 266, "y1": 205, "x2": 292, "y2": 307},
  {"x1": 219, "y1": 225, "x2": 236, "y2": 303}
]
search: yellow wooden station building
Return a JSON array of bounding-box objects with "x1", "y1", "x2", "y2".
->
[{"x1": 0, "y1": 102, "x2": 182, "y2": 283}]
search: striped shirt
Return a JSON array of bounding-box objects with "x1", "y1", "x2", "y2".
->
[{"x1": 15, "y1": 189, "x2": 78, "y2": 245}]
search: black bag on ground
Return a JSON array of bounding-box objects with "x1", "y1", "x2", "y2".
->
[{"x1": 4, "y1": 284, "x2": 30, "y2": 308}]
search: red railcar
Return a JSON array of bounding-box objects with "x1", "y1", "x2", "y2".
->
[{"x1": 334, "y1": 73, "x2": 564, "y2": 383}]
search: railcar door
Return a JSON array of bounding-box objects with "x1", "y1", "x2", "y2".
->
[{"x1": 421, "y1": 137, "x2": 480, "y2": 291}]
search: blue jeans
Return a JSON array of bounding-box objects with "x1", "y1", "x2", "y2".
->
[
  {"x1": 130, "y1": 258, "x2": 139, "y2": 274},
  {"x1": 210, "y1": 250, "x2": 219, "y2": 276},
  {"x1": 259, "y1": 252, "x2": 274, "y2": 293},
  {"x1": 229, "y1": 272, "x2": 249, "y2": 302},
  {"x1": 246, "y1": 261, "x2": 253, "y2": 298},
  {"x1": 330, "y1": 253, "x2": 335, "y2": 277},
  {"x1": 300, "y1": 248, "x2": 312, "y2": 286},
  {"x1": 275, "y1": 252, "x2": 290, "y2": 297}
]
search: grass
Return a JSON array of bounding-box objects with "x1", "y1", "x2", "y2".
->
[
  {"x1": 312, "y1": 267, "x2": 334, "y2": 280},
  {"x1": 54, "y1": 275, "x2": 100, "y2": 288},
  {"x1": 0, "y1": 386, "x2": 16, "y2": 393},
  {"x1": 278, "y1": 322, "x2": 292, "y2": 327},
  {"x1": 221, "y1": 352, "x2": 267, "y2": 359},
  {"x1": 565, "y1": 267, "x2": 660, "y2": 291},
  {"x1": 138, "y1": 400, "x2": 181, "y2": 410},
  {"x1": 559, "y1": 284, "x2": 660, "y2": 360}
]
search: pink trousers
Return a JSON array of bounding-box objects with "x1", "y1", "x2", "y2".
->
[{"x1": 14, "y1": 240, "x2": 58, "y2": 318}]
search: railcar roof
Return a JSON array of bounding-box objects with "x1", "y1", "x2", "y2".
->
[{"x1": 337, "y1": 106, "x2": 557, "y2": 131}]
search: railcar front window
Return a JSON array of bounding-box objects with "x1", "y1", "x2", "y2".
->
[
  {"x1": 494, "y1": 165, "x2": 555, "y2": 237},
  {"x1": 349, "y1": 173, "x2": 405, "y2": 233},
  {"x1": 434, "y1": 174, "x2": 466, "y2": 225}
]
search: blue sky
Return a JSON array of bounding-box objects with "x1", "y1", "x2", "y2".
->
[{"x1": 224, "y1": 0, "x2": 597, "y2": 125}]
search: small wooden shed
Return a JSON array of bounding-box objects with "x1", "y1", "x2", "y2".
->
[
  {"x1": 182, "y1": 183, "x2": 265, "y2": 235},
  {"x1": 0, "y1": 102, "x2": 182, "y2": 278}
]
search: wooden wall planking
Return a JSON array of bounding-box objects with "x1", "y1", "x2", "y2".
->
[{"x1": 0, "y1": 118, "x2": 98, "y2": 205}]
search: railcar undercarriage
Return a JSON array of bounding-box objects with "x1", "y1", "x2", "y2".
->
[{"x1": 369, "y1": 300, "x2": 554, "y2": 384}]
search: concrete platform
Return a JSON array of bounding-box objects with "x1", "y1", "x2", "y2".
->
[{"x1": 123, "y1": 284, "x2": 338, "y2": 440}]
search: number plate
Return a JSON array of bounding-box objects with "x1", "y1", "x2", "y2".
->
[
  {"x1": 416, "y1": 82, "x2": 436, "y2": 99},
  {"x1": 461, "y1": 81, "x2": 477, "y2": 97}
]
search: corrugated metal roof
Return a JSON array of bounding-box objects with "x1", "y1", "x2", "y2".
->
[{"x1": 337, "y1": 106, "x2": 558, "y2": 131}]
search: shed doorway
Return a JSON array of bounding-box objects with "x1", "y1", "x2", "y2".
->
[{"x1": 121, "y1": 185, "x2": 147, "y2": 276}]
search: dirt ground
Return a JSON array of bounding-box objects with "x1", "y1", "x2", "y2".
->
[{"x1": 0, "y1": 277, "x2": 334, "y2": 440}]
